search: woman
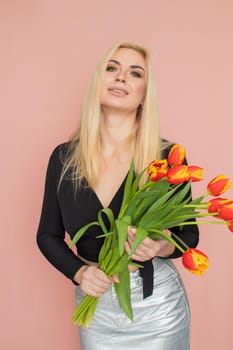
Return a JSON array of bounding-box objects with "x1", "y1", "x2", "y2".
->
[{"x1": 37, "y1": 42, "x2": 199, "y2": 349}]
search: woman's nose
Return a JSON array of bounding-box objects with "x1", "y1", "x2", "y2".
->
[
  {"x1": 116, "y1": 77, "x2": 126, "y2": 83},
  {"x1": 115, "y1": 70, "x2": 127, "y2": 83}
]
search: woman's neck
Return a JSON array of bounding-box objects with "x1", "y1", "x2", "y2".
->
[{"x1": 100, "y1": 110, "x2": 136, "y2": 160}]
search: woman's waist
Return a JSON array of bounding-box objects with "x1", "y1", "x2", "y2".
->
[{"x1": 77, "y1": 254, "x2": 139, "y2": 273}]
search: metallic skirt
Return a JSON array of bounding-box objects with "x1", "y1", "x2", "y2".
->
[{"x1": 75, "y1": 258, "x2": 190, "y2": 350}]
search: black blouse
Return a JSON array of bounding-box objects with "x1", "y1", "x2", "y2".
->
[{"x1": 37, "y1": 142, "x2": 199, "y2": 297}]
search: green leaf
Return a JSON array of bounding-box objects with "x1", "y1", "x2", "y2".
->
[
  {"x1": 108, "y1": 252, "x2": 129, "y2": 275},
  {"x1": 104, "y1": 243, "x2": 121, "y2": 274},
  {"x1": 99, "y1": 248, "x2": 113, "y2": 272},
  {"x1": 98, "y1": 233, "x2": 113, "y2": 264},
  {"x1": 130, "y1": 167, "x2": 147, "y2": 196},
  {"x1": 70, "y1": 221, "x2": 100, "y2": 248},
  {"x1": 118, "y1": 160, "x2": 135, "y2": 218},
  {"x1": 114, "y1": 268, "x2": 133, "y2": 321},
  {"x1": 128, "y1": 260, "x2": 144, "y2": 268},
  {"x1": 138, "y1": 184, "x2": 183, "y2": 227},
  {"x1": 98, "y1": 208, "x2": 115, "y2": 234},
  {"x1": 170, "y1": 181, "x2": 191, "y2": 205},
  {"x1": 148, "y1": 229, "x2": 186, "y2": 253},
  {"x1": 116, "y1": 217, "x2": 131, "y2": 256},
  {"x1": 128, "y1": 226, "x2": 148, "y2": 258},
  {"x1": 190, "y1": 195, "x2": 205, "y2": 205}
]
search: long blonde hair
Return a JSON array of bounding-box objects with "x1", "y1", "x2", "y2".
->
[{"x1": 60, "y1": 42, "x2": 167, "y2": 188}]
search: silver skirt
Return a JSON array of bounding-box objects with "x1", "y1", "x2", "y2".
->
[{"x1": 75, "y1": 258, "x2": 190, "y2": 350}]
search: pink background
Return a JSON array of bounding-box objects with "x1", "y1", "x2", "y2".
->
[{"x1": 1, "y1": 1, "x2": 233, "y2": 349}]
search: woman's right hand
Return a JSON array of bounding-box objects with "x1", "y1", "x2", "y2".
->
[{"x1": 77, "y1": 265, "x2": 119, "y2": 297}]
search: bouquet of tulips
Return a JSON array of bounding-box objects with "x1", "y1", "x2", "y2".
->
[{"x1": 69, "y1": 144, "x2": 233, "y2": 328}]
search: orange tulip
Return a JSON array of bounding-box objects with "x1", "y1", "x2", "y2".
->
[
  {"x1": 218, "y1": 201, "x2": 233, "y2": 221},
  {"x1": 208, "y1": 198, "x2": 232, "y2": 215},
  {"x1": 227, "y1": 220, "x2": 233, "y2": 232},
  {"x1": 187, "y1": 166, "x2": 203, "y2": 182},
  {"x1": 168, "y1": 144, "x2": 185, "y2": 166},
  {"x1": 207, "y1": 175, "x2": 231, "y2": 196},
  {"x1": 148, "y1": 159, "x2": 168, "y2": 181},
  {"x1": 182, "y1": 248, "x2": 209, "y2": 275},
  {"x1": 167, "y1": 165, "x2": 189, "y2": 184}
]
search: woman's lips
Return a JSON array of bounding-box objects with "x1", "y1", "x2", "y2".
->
[{"x1": 108, "y1": 86, "x2": 129, "y2": 95}]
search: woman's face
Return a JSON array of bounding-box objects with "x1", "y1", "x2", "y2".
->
[{"x1": 100, "y1": 48, "x2": 147, "y2": 114}]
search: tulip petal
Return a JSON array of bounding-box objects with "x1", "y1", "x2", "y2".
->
[
  {"x1": 208, "y1": 198, "x2": 232, "y2": 215},
  {"x1": 187, "y1": 166, "x2": 203, "y2": 182},
  {"x1": 168, "y1": 144, "x2": 185, "y2": 166},
  {"x1": 182, "y1": 248, "x2": 209, "y2": 275},
  {"x1": 207, "y1": 175, "x2": 231, "y2": 196},
  {"x1": 218, "y1": 202, "x2": 233, "y2": 221},
  {"x1": 167, "y1": 165, "x2": 189, "y2": 184},
  {"x1": 148, "y1": 160, "x2": 168, "y2": 182}
]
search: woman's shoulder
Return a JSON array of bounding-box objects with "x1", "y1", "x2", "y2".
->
[
  {"x1": 50, "y1": 140, "x2": 78, "y2": 162},
  {"x1": 48, "y1": 142, "x2": 68, "y2": 163}
]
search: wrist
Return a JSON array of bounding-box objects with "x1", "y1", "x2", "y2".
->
[{"x1": 73, "y1": 265, "x2": 88, "y2": 284}]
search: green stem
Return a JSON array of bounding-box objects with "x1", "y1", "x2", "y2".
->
[
  {"x1": 118, "y1": 181, "x2": 152, "y2": 219},
  {"x1": 184, "y1": 203, "x2": 208, "y2": 209},
  {"x1": 171, "y1": 232, "x2": 190, "y2": 250},
  {"x1": 176, "y1": 220, "x2": 227, "y2": 226},
  {"x1": 149, "y1": 229, "x2": 186, "y2": 253}
]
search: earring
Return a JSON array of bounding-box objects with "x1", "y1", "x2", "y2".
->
[{"x1": 137, "y1": 103, "x2": 143, "y2": 115}]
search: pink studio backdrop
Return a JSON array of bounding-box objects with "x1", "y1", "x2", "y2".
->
[{"x1": 1, "y1": 1, "x2": 233, "y2": 349}]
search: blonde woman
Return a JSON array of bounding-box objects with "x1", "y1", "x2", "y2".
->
[{"x1": 37, "y1": 42, "x2": 199, "y2": 349}]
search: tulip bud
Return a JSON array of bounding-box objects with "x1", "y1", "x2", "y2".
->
[
  {"x1": 218, "y1": 201, "x2": 233, "y2": 221},
  {"x1": 148, "y1": 159, "x2": 168, "y2": 181},
  {"x1": 207, "y1": 175, "x2": 231, "y2": 196},
  {"x1": 182, "y1": 248, "x2": 209, "y2": 275},
  {"x1": 168, "y1": 144, "x2": 185, "y2": 166},
  {"x1": 208, "y1": 198, "x2": 232, "y2": 215},
  {"x1": 187, "y1": 166, "x2": 204, "y2": 182},
  {"x1": 167, "y1": 165, "x2": 189, "y2": 185}
]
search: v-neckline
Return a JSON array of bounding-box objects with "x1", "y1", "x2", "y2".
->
[{"x1": 91, "y1": 173, "x2": 128, "y2": 209}]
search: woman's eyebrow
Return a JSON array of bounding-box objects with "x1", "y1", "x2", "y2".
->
[{"x1": 108, "y1": 59, "x2": 145, "y2": 72}]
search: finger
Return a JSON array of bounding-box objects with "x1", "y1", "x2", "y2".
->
[
  {"x1": 127, "y1": 234, "x2": 134, "y2": 248},
  {"x1": 81, "y1": 285, "x2": 107, "y2": 297},
  {"x1": 81, "y1": 277, "x2": 112, "y2": 296},
  {"x1": 111, "y1": 274, "x2": 120, "y2": 283},
  {"x1": 125, "y1": 241, "x2": 131, "y2": 254},
  {"x1": 139, "y1": 236, "x2": 154, "y2": 247},
  {"x1": 128, "y1": 225, "x2": 136, "y2": 234},
  {"x1": 127, "y1": 227, "x2": 136, "y2": 240},
  {"x1": 84, "y1": 267, "x2": 112, "y2": 288},
  {"x1": 131, "y1": 244, "x2": 155, "y2": 261}
]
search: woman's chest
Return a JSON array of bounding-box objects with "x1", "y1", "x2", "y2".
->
[
  {"x1": 57, "y1": 178, "x2": 125, "y2": 236},
  {"x1": 92, "y1": 161, "x2": 130, "y2": 208}
]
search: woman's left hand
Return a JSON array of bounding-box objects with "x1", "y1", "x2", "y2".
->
[{"x1": 125, "y1": 226, "x2": 175, "y2": 261}]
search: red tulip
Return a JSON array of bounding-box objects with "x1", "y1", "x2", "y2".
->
[
  {"x1": 182, "y1": 248, "x2": 209, "y2": 275},
  {"x1": 227, "y1": 220, "x2": 233, "y2": 232},
  {"x1": 218, "y1": 201, "x2": 233, "y2": 221},
  {"x1": 167, "y1": 165, "x2": 189, "y2": 184},
  {"x1": 208, "y1": 198, "x2": 232, "y2": 215},
  {"x1": 207, "y1": 175, "x2": 231, "y2": 196},
  {"x1": 187, "y1": 166, "x2": 203, "y2": 182},
  {"x1": 148, "y1": 159, "x2": 168, "y2": 181},
  {"x1": 168, "y1": 144, "x2": 185, "y2": 166}
]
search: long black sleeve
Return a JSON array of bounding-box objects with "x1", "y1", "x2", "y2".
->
[{"x1": 36, "y1": 145, "x2": 85, "y2": 281}]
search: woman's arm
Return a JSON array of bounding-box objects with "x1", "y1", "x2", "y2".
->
[{"x1": 36, "y1": 145, "x2": 86, "y2": 282}]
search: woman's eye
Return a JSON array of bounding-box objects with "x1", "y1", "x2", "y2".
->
[
  {"x1": 130, "y1": 71, "x2": 142, "y2": 78},
  {"x1": 106, "y1": 65, "x2": 117, "y2": 72}
]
